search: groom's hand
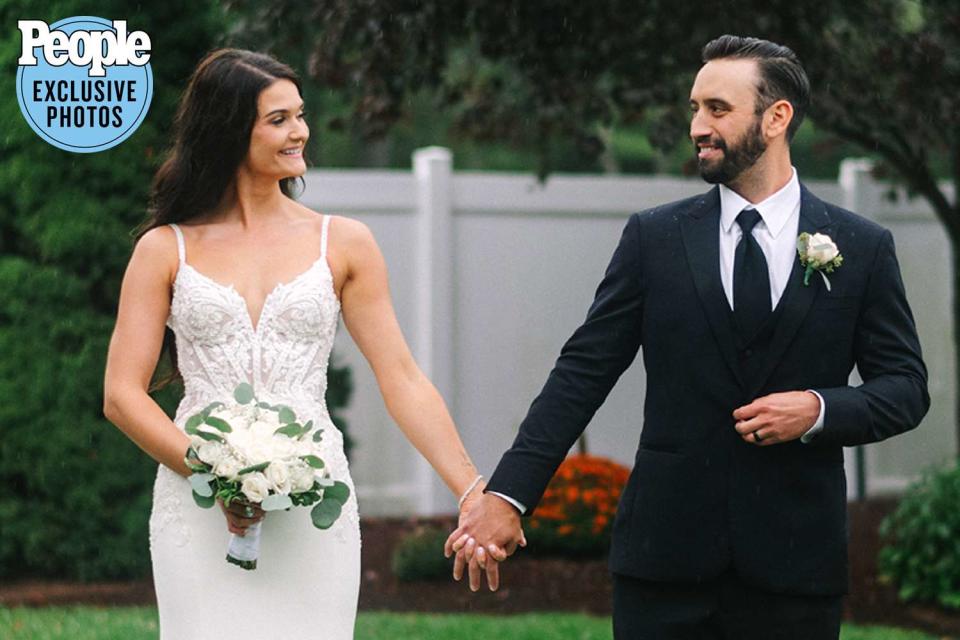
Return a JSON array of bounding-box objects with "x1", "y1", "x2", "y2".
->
[
  {"x1": 445, "y1": 493, "x2": 525, "y2": 592},
  {"x1": 733, "y1": 391, "x2": 820, "y2": 446}
]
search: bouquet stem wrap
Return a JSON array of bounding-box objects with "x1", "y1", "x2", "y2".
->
[{"x1": 226, "y1": 521, "x2": 262, "y2": 570}]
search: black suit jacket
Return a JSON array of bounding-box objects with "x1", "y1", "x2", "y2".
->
[{"x1": 486, "y1": 185, "x2": 929, "y2": 596}]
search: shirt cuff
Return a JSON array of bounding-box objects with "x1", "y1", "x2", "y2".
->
[
  {"x1": 487, "y1": 491, "x2": 526, "y2": 515},
  {"x1": 800, "y1": 390, "x2": 826, "y2": 444}
]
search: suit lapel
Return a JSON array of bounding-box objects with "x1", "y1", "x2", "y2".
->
[
  {"x1": 745, "y1": 184, "x2": 833, "y2": 399},
  {"x1": 679, "y1": 187, "x2": 745, "y2": 389}
]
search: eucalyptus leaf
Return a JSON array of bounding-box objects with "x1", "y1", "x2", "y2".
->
[
  {"x1": 200, "y1": 401, "x2": 225, "y2": 417},
  {"x1": 194, "y1": 430, "x2": 225, "y2": 443},
  {"x1": 278, "y1": 406, "x2": 297, "y2": 424},
  {"x1": 312, "y1": 429, "x2": 324, "y2": 443},
  {"x1": 237, "y1": 461, "x2": 270, "y2": 475},
  {"x1": 192, "y1": 490, "x2": 216, "y2": 509},
  {"x1": 189, "y1": 473, "x2": 215, "y2": 497},
  {"x1": 301, "y1": 455, "x2": 325, "y2": 469},
  {"x1": 184, "y1": 448, "x2": 207, "y2": 472},
  {"x1": 324, "y1": 481, "x2": 351, "y2": 504},
  {"x1": 185, "y1": 460, "x2": 209, "y2": 473},
  {"x1": 256, "y1": 401, "x2": 274, "y2": 410},
  {"x1": 204, "y1": 416, "x2": 233, "y2": 432},
  {"x1": 261, "y1": 493, "x2": 294, "y2": 511},
  {"x1": 275, "y1": 423, "x2": 304, "y2": 438},
  {"x1": 311, "y1": 499, "x2": 342, "y2": 530},
  {"x1": 185, "y1": 414, "x2": 204, "y2": 433},
  {"x1": 234, "y1": 383, "x2": 255, "y2": 404}
]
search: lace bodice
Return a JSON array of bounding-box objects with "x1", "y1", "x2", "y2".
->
[{"x1": 166, "y1": 216, "x2": 340, "y2": 419}]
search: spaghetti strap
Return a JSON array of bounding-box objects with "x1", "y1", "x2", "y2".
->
[
  {"x1": 320, "y1": 215, "x2": 331, "y2": 260},
  {"x1": 169, "y1": 224, "x2": 186, "y2": 263}
]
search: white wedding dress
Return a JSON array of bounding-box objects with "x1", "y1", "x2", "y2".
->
[{"x1": 149, "y1": 215, "x2": 360, "y2": 639}]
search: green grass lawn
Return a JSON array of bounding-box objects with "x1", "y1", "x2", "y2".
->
[{"x1": 0, "y1": 607, "x2": 944, "y2": 639}]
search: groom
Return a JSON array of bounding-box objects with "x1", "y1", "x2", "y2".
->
[{"x1": 447, "y1": 35, "x2": 929, "y2": 639}]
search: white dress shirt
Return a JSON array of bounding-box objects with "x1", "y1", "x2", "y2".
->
[
  {"x1": 491, "y1": 170, "x2": 824, "y2": 515},
  {"x1": 718, "y1": 168, "x2": 824, "y2": 445}
]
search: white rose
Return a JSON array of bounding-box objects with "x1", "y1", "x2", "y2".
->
[
  {"x1": 270, "y1": 436, "x2": 298, "y2": 459},
  {"x1": 249, "y1": 420, "x2": 279, "y2": 442},
  {"x1": 290, "y1": 464, "x2": 315, "y2": 493},
  {"x1": 241, "y1": 472, "x2": 271, "y2": 503},
  {"x1": 265, "y1": 462, "x2": 292, "y2": 495},
  {"x1": 230, "y1": 427, "x2": 275, "y2": 464},
  {"x1": 806, "y1": 233, "x2": 839, "y2": 264},
  {"x1": 243, "y1": 441, "x2": 274, "y2": 466},
  {"x1": 196, "y1": 441, "x2": 225, "y2": 466},
  {"x1": 214, "y1": 456, "x2": 242, "y2": 480},
  {"x1": 226, "y1": 430, "x2": 254, "y2": 464}
]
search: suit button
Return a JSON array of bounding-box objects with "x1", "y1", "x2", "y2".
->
[{"x1": 742, "y1": 349, "x2": 753, "y2": 358}]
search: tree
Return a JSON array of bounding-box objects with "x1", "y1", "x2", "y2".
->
[
  {"x1": 230, "y1": 0, "x2": 958, "y2": 448},
  {"x1": 225, "y1": 1, "x2": 847, "y2": 168},
  {"x1": 804, "y1": 1, "x2": 958, "y2": 447}
]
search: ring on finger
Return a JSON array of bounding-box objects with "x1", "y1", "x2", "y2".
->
[{"x1": 753, "y1": 431, "x2": 763, "y2": 443}]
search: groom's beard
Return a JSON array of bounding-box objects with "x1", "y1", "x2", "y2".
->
[{"x1": 696, "y1": 119, "x2": 767, "y2": 185}]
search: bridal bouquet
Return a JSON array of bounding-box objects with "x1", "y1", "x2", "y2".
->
[{"x1": 183, "y1": 383, "x2": 350, "y2": 570}]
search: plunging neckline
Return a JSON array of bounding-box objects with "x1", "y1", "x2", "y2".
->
[{"x1": 174, "y1": 257, "x2": 336, "y2": 334}]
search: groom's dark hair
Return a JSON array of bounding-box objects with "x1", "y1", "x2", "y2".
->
[{"x1": 702, "y1": 35, "x2": 810, "y2": 141}]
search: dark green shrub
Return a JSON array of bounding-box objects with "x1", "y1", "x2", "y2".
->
[
  {"x1": 0, "y1": 0, "x2": 227, "y2": 582},
  {"x1": 391, "y1": 526, "x2": 454, "y2": 582},
  {"x1": 879, "y1": 461, "x2": 960, "y2": 609}
]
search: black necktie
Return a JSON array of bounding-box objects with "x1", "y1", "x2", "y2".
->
[{"x1": 734, "y1": 208, "x2": 771, "y2": 341}]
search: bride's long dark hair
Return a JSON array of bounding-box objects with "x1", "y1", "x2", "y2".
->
[{"x1": 137, "y1": 48, "x2": 305, "y2": 390}]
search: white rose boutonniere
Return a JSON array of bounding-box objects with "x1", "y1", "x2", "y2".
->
[{"x1": 797, "y1": 232, "x2": 843, "y2": 290}]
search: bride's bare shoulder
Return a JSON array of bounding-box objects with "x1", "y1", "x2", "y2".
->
[
  {"x1": 324, "y1": 214, "x2": 379, "y2": 253},
  {"x1": 132, "y1": 225, "x2": 179, "y2": 283}
]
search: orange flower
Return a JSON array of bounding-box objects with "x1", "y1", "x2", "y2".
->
[{"x1": 527, "y1": 454, "x2": 631, "y2": 554}]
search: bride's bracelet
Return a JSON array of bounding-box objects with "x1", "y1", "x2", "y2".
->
[{"x1": 457, "y1": 474, "x2": 484, "y2": 510}]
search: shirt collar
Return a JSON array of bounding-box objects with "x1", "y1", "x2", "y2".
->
[{"x1": 719, "y1": 168, "x2": 800, "y2": 238}]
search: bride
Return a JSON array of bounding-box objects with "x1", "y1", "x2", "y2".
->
[{"x1": 102, "y1": 49, "x2": 507, "y2": 639}]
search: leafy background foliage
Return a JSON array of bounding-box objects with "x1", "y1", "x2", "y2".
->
[
  {"x1": 390, "y1": 525, "x2": 453, "y2": 582},
  {"x1": 879, "y1": 463, "x2": 960, "y2": 609},
  {"x1": 0, "y1": 0, "x2": 226, "y2": 581}
]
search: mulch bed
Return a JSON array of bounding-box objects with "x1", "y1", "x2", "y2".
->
[{"x1": 2, "y1": 502, "x2": 959, "y2": 636}]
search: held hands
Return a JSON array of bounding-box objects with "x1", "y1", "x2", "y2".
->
[
  {"x1": 733, "y1": 390, "x2": 820, "y2": 446},
  {"x1": 445, "y1": 489, "x2": 526, "y2": 592},
  {"x1": 219, "y1": 498, "x2": 264, "y2": 536}
]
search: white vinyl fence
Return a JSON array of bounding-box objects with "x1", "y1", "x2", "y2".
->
[{"x1": 300, "y1": 148, "x2": 956, "y2": 516}]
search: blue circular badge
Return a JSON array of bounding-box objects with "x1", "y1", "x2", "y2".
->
[{"x1": 16, "y1": 16, "x2": 153, "y2": 153}]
